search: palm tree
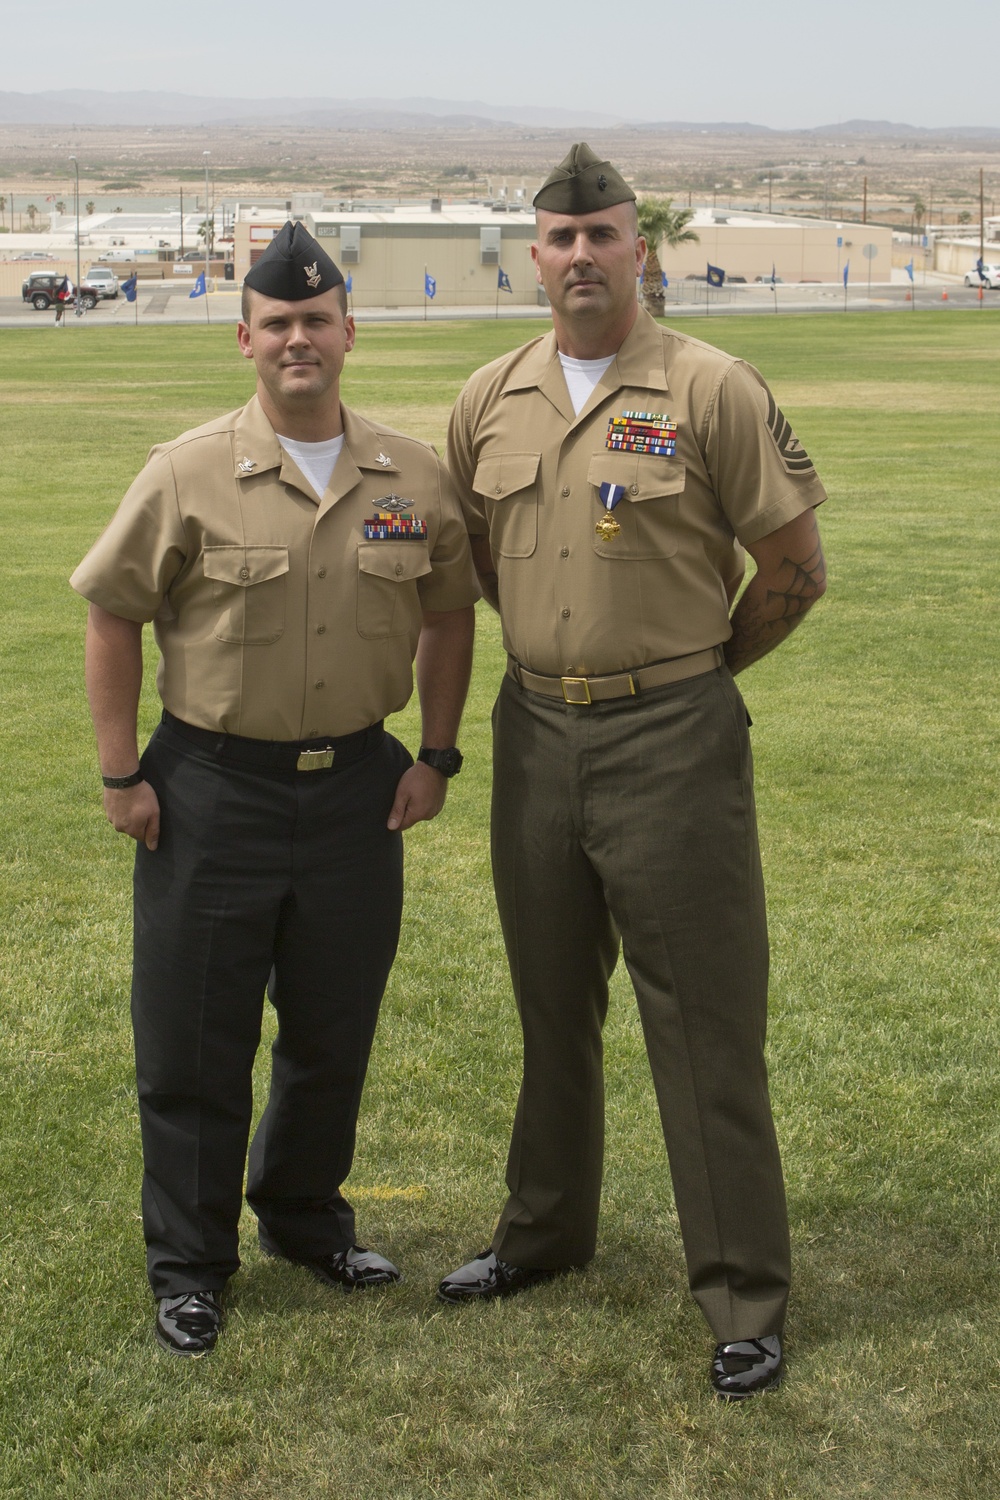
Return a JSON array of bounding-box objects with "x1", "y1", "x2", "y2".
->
[
  {"x1": 26, "y1": 203, "x2": 39, "y2": 230},
  {"x1": 55, "y1": 199, "x2": 66, "y2": 214},
  {"x1": 85, "y1": 201, "x2": 95, "y2": 216},
  {"x1": 637, "y1": 198, "x2": 699, "y2": 317}
]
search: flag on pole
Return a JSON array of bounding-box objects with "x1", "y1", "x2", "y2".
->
[
  {"x1": 706, "y1": 264, "x2": 725, "y2": 288},
  {"x1": 904, "y1": 260, "x2": 914, "y2": 281},
  {"x1": 424, "y1": 272, "x2": 436, "y2": 299},
  {"x1": 661, "y1": 272, "x2": 669, "y2": 288},
  {"x1": 497, "y1": 267, "x2": 512, "y2": 293},
  {"x1": 121, "y1": 273, "x2": 138, "y2": 303},
  {"x1": 769, "y1": 264, "x2": 777, "y2": 286},
  {"x1": 344, "y1": 272, "x2": 353, "y2": 292},
  {"x1": 976, "y1": 257, "x2": 985, "y2": 277},
  {"x1": 843, "y1": 261, "x2": 849, "y2": 288},
  {"x1": 189, "y1": 272, "x2": 207, "y2": 299}
]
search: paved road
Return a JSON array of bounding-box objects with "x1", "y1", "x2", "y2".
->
[{"x1": 2, "y1": 281, "x2": 997, "y2": 329}]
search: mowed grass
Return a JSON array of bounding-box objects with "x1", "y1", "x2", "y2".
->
[{"x1": 0, "y1": 311, "x2": 998, "y2": 1499}]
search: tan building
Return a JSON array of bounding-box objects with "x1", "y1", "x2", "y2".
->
[{"x1": 232, "y1": 202, "x2": 893, "y2": 307}]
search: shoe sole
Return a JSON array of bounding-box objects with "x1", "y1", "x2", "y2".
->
[
  {"x1": 711, "y1": 1365, "x2": 784, "y2": 1401},
  {"x1": 154, "y1": 1326, "x2": 217, "y2": 1358}
]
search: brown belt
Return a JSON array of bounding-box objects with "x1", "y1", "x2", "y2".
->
[{"x1": 507, "y1": 647, "x2": 723, "y2": 705}]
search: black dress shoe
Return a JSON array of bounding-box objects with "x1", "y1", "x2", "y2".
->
[
  {"x1": 155, "y1": 1290, "x2": 222, "y2": 1357},
  {"x1": 265, "y1": 1243, "x2": 402, "y2": 1291},
  {"x1": 710, "y1": 1335, "x2": 783, "y2": 1399},
  {"x1": 437, "y1": 1249, "x2": 565, "y2": 1304}
]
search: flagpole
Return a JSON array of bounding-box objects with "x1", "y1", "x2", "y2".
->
[{"x1": 495, "y1": 279, "x2": 500, "y2": 319}]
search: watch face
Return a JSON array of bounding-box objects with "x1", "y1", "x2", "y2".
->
[{"x1": 420, "y1": 747, "x2": 463, "y2": 777}]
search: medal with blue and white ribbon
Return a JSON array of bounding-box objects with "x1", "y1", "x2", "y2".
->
[{"x1": 596, "y1": 481, "x2": 626, "y2": 540}]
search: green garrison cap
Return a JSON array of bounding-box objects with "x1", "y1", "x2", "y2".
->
[
  {"x1": 532, "y1": 142, "x2": 636, "y2": 214},
  {"x1": 243, "y1": 220, "x2": 344, "y2": 300}
]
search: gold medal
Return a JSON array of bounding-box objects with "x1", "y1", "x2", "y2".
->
[{"x1": 595, "y1": 514, "x2": 621, "y2": 541}]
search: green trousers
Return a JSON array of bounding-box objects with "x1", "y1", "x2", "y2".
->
[{"x1": 490, "y1": 666, "x2": 790, "y2": 1342}]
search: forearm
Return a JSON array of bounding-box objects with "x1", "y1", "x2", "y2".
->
[
  {"x1": 84, "y1": 604, "x2": 145, "y2": 774},
  {"x1": 724, "y1": 511, "x2": 827, "y2": 675},
  {"x1": 415, "y1": 605, "x2": 475, "y2": 746}
]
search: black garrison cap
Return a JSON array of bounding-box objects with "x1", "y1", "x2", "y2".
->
[
  {"x1": 532, "y1": 142, "x2": 636, "y2": 215},
  {"x1": 243, "y1": 220, "x2": 345, "y2": 300}
]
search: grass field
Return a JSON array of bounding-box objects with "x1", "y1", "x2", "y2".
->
[{"x1": 1, "y1": 312, "x2": 998, "y2": 1498}]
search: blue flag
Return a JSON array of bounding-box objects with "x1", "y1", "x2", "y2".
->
[
  {"x1": 497, "y1": 267, "x2": 512, "y2": 293},
  {"x1": 905, "y1": 260, "x2": 914, "y2": 282},
  {"x1": 424, "y1": 272, "x2": 436, "y2": 299},
  {"x1": 121, "y1": 273, "x2": 138, "y2": 303},
  {"x1": 189, "y1": 272, "x2": 207, "y2": 299},
  {"x1": 843, "y1": 261, "x2": 849, "y2": 288},
  {"x1": 770, "y1": 264, "x2": 777, "y2": 286},
  {"x1": 661, "y1": 271, "x2": 669, "y2": 288},
  {"x1": 345, "y1": 272, "x2": 353, "y2": 293},
  {"x1": 706, "y1": 264, "x2": 725, "y2": 288}
]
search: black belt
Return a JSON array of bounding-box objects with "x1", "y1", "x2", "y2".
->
[{"x1": 161, "y1": 711, "x2": 384, "y2": 773}]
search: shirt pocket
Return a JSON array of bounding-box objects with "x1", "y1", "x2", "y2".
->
[
  {"x1": 587, "y1": 454, "x2": 686, "y2": 560},
  {"x1": 472, "y1": 451, "x2": 540, "y2": 558},
  {"x1": 203, "y1": 544, "x2": 289, "y2": 644},
  {"x1": 357, "y1": 541, "x2": 433, "y2": 640}
]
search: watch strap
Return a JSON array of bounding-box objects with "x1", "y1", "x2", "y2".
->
[{"x1": 102, "y1": 769, "x2": 144, "y2": 789}]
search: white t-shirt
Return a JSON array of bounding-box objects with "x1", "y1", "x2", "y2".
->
[
  {"x1": 558, "y1": 353, "x2": 617, "y2": 416},
  {"x1": 276, "y1": 433, "x2": 345, "y2": 499}
]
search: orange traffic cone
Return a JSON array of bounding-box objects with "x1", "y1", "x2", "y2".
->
[{"x1": 941, "y1": 290, "x2": 948, "y2": 300}]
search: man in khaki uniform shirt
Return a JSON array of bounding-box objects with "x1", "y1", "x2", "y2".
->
[
  {"x1": 72, "y1": 224, "x2": 478, "y2": 1357},
  {"x1": 438, "y1": 146, "x2": 827, "y2": 1400}
]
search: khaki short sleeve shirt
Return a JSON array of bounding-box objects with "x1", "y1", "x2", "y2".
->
[
  {"x1": 71, "y1": 397, "x2": 479, "y2": 739},
  {"x1": 447, "y1": 308, "x2": 826, "y2": 677}
]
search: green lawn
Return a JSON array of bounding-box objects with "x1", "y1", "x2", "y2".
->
[{"x1": 1, "y1": 312, "x2": 998, "y2": 1498}]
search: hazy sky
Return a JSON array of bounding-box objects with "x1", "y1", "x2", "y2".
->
[{"x1": 10, "y1": 0, "x2": 1000, "y2": 130}]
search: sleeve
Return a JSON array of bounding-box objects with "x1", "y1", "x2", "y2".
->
[
  {"x1": 69, "y1": 448, "x2": 188, "y2": 621},
  {"x1": 416, "y1": 453, "x2": 481, "y2": 612},
  {"x1": 445, "y1": 381, "x2": 489, "y2": 537},
  {"x1": 705, "y1": 360, "x2": 827, "y2": 546}
]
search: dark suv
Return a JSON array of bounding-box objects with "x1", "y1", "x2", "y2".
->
[{"x1": 21, "y1": 272, "x2": 98, "y2": 311}]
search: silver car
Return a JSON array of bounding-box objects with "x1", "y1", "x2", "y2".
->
[
  {"x1": 83, "y1": 266, "x2": 120, "y2": 299},
  {"x1": 964, "y1": 263, "x2": 1000, "y2": 289}
]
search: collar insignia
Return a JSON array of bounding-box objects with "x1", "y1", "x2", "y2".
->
[
  {"x1": 303, "y1": 260, "x2": 322, "y2": 290},
  {"x1": 237, "y1": 458, "x2": 256, "y2": 473},
  {"x1": 376, "y1": 452, "x2": 393, "y2": 467}
]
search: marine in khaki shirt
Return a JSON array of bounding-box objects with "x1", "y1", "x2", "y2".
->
[
  {"x1": 72, "y1": 223, "x2": 478, "y2": 1359},
  {"x1": 437, "y1": 144, "x2": 827, "y2": 1404},
  {"x1": 449, "y1": 309, "x2": 826, "y2": 679}
]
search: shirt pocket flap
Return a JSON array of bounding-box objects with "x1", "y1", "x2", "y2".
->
[
  {"x1": 472, "y1": 452, "x2": 541, "y2": 501},
  {"x1": 203, "y1": 544, "x2": 289, "y2": 587},
  {"x1": 357, "y1": 542, "x2": 433, "y2": 582},
  {"x1": 588, "y1": 454, "x2": 686, "y2": 503}
]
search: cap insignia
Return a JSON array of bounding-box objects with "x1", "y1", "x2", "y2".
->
[
  {"x1": 597, "y1": 174, "x2": 607, "y2": 191},
  {"x1": 303, "y1": 260, "x2": 322, "y2": 290}
]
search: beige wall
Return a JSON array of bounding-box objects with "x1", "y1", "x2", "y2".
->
[{"x1": 659, "y1": 222, "x2": 893, "y2": 284}]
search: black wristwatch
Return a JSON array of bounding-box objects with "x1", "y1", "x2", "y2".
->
[{"x1": 417, "y1": 746, "x2": 464, "y2": 779}]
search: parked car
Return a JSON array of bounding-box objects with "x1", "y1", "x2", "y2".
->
[
  {"x1": 20, "y1": 272, "x2": 98, "y2": 311},
  {"x1": 83, "y1": 265, "x2": 119, "y2": 299},
  {"x1": 964, "y1": 263, "x2": 1000, "y2": 288}
]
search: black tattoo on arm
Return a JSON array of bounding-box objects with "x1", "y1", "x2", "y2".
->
[{"x1": 725, "y1": 543, "x2": 826, "y2": 675}]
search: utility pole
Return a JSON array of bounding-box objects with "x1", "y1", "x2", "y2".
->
[{"x1": 862, "y1": 176, "x2": 868, "y2": 225}]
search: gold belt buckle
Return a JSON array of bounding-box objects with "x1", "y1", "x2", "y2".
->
[
  {"x1": 561, "y1": 676, "x2": 592, "y2": 705},
  {"x1": 296, "y1": 748, "x2": 336, "y2": 771}
]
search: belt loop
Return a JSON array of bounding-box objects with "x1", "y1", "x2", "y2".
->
[{"x1": 510, "y1": 658, "x2": 524, "y2": 691}]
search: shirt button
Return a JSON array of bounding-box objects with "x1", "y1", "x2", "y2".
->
[
  {"x1": 560, "y1": 546, "x2": 569, "y2": 558},
  {"x1": 495, "y1": 483, "x2": 503, "y2": 494},
  {"x1": 561, "y1": 607, "x2": 571, "y2": 619},
  {"x1": 630, "y1": 484, "x2": 639, "y2": 495},
  {"x1": 239, "y1": 566, "x2": 250, "y2": 580},
  {"x1": 395, "y1": 563, "x2": 404, "y2": 577},
  {"x1": 561, "y1": 486, "x2": 571, "y2": 497},
  {"x1": 314, "y1": 680, "x2": 325, "y2": 690},
  {"x1": 317, "y1": 567, "x2": 327, "y2": 579},
  {"x1": 316, "y1": 624, "x2": 326, "y2": 635}
]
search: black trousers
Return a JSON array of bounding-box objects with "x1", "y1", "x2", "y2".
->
[{"x1": 132, "y1": 717, "x2": 410, "y2": 1298}]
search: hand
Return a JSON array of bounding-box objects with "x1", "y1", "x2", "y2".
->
[
  {"x1": 102, "y1": 781, "x2": 161, "y2": 851},
  {"x1": 386, "y1": 762, "x2": 447, "y2": 832}
]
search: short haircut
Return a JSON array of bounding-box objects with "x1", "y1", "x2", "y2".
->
[{"x1": 240, "y1": 281, "x2": 348, "y2": 323}]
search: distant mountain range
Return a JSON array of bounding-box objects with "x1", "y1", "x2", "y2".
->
[{"x1": 1, "y1": 92, "x2": 998, "y2": 137}]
